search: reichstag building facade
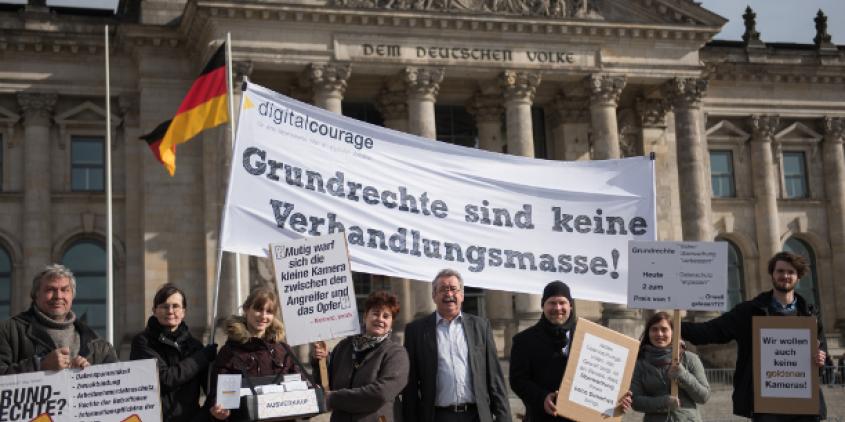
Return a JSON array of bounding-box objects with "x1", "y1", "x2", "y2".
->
[{"x1": 0, "y1": 0, "x2": 843, "y2": 365}]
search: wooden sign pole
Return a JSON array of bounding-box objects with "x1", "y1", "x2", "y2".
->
[
  {"x1": 319, "y1": 357, "x2": 329, "y2": 391},
  {"x1": 671, "y1": 309, "x2": 681, "y2": 398}
]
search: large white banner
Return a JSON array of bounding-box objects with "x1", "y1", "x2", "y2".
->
[{"x1": 221, "y1": 81, "x2": 656, "y2": 303}]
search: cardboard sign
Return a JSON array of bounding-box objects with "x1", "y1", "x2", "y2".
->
[
  {"x1": 627, "y1": 241, "x2": 728, "y2": 311},
  {"x1": 753, "y1": 316, "x2": 819, "y2": 415},
  {"x1": 556, "y1": 318, "x2": 639, "y2": 422},
  {"x1": 0, "y1": 359, "x2": 161, "y2": 422},
  {"x1": 270, "y1": 232, "x2": 360, "y2": 346}
]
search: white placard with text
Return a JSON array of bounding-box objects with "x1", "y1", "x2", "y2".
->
[
  {"x1": 271, "y1": 232, "x2": 360, "y2": 346},
  {"x1": 627, "y1": 241, "x2": 728, "y2": 311}
]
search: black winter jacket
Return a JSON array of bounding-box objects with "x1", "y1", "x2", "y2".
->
[
  {"x1": 681, "y1": 290, "x2": 827, "y2": 419},
  {"x1": 509, "y1": 318, "x2": 574, "y2": 422},
  {"x1": 0, "y1": 306, "x2": 117, "y2": 374},
  {"x1": 130, "y1": 316, "x2": 214, "y2": 422}
]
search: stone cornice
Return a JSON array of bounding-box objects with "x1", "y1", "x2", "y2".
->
[
  {"x1": 184, "y1": 1, "x2": 719, "y2": 43},
  {"x1": 708, "y1": 63, "x2": 845, "y2": 85}
]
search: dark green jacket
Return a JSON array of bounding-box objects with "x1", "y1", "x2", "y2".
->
[
  {"x1": 631, "y1": 350, "x2": 710, "y2": 422},
  {"x1": 0, "y1": 306, "x2": 118, "y2": 374}
]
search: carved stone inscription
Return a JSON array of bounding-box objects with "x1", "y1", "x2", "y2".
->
[{"x1": 337, "y1": 37, "x2": 591, "y2": 68}]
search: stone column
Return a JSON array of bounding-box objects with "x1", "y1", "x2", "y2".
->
[
  {"x1": 401, "y1": 67, "x2": 444, "y2": 318},
  {"x1": 500, "y1": 71, "x2": 543, "y2": 331},
  {"x1": 586, "y1": 74, "x2": 626, "y2": 160},
  {"x1": 636, "y1": 98, "x2": 682, "y2": 241},
  {"x1": 663, "y1": 78, "x2": 712, "y2": 242},
  {"x1": 16, "y1": 93, "x2": 56, "y2": 311},
  {"x1": 550, "y1": 94, "x2": 590, "y2": 161},
  {"x1": 749, "y1": 115, "x2": 781, "y2": 288},
  {"x1": 466, "y1": 90, "x2": 505, "y2": 153},
  {"x1": 375, "y1": 83, "x2": 413, "y2": 329},
  {"x1": 301, "y1": 63, "x2": 351, "y2": 114},
  {"x1": 467, "y1": 89, "x2": 513, "y2": 355},
  {"x1": 823, "y1": 117, "x2": 845, "y2": 327}
]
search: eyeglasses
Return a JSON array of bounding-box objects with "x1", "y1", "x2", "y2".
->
[
  {"x1": 156, "y1": 304, "x2": 184, "y2": 311},
  {"x1": 436, "y1": 285, "x2": 462, "y2": 294}
]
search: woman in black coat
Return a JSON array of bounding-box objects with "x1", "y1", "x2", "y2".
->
[{"x1": 131, "y1": 284, "x2": 216, "y2": 422}]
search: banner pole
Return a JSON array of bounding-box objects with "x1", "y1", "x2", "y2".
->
[
  {"x1": 104, "y1": 24, "x2": 114, "y2": 346},
  {"x1": 225, "y1": 33, "x2": 243, "y2": 310},
  {"x1": 671, "y1": 309, "x2": 681, "y2": 399}
]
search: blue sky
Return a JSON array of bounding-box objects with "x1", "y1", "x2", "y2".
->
[{"x1": 2, "y1": 1, "x2": 844, "y2": 44}]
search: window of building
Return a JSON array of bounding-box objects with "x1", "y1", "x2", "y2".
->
[
  {"x1": 531, "y1": 106, "x2": 548, "y2": 159},
  {"x1": 71, "y1": 135, "x2": 105, "y2": 192},
  {"x1": 782, "y1": 151, "x2": 808, "y2": 199},
  {"x1": 436, "y1": 105, "x2": 478, "y2": 148},
  {"x1": 0, "y1": 246, "x2": 10, "y2": 319},
  {"x1": 352, "y1": 272, "x2": 391, "y2": 320},
  {"x1": 783, "y1": 237, "x2": 820, "y2": 312},
  {"x1": 710, "y1": 150, "x2": 735, "y2": 198},
  {"x1": 721, "y1": 239, "x2": 745, "y2": 308},
  {"x1": 342, "y1": 102, "x2": 384, "y2": 127},
  {"x1": 61, "y1": 239, "x2": 107, "y2": 337}
]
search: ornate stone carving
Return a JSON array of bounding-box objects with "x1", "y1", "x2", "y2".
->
[
  {"x1": 118, "y1": 92, "x2": 140, "y2": 127},
  {"x1": 17, "y1": 92, "x2": 56, "y2": 126},
  {"x1": 401, "y1": 67, "x2": 444, "y2": 100},
  {"x1": 662, "y1": 77, "x2": 708, "y2": 109},
  {"x1": 750, "y1": 115, "x2": 780, "y2": 141},
  {"x1": 635, "y1": 97, "x2": 669, "y2": 128},
  {"x1": 814, "y1": 9, "x2": 834, "y2": 48},
  {"x1": 500, "y1": 71, "x2": 541, "y2": 103},
  {"x1": 329, "y1": 0, "x2": 599, "y2": 18},
  {"x1": 742, "y1": 6, "x2": 762, "y2": 46},
  {"x1": 466, "y1": 92, "x2": 504, "y2": 123},
  {"x1": 551, "y1": 94, "x2": 588, "y2": 124},
  {"x1": 823, "y1": 116, "x2": 845, "y2": 142},
  {"x1": 300, "y1": 63, "x2": 351, "y2": 96},
  {"x1": 375, "y1": 87, "x2": 408, "y2": 121},
  {"x1": 586, "y1": 74, "x2": 625, "y2": 107}
]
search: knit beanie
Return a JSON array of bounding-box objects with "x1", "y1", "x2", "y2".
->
[{"x1": 541, "y1": 280, "x2": 573, "y2": 306}]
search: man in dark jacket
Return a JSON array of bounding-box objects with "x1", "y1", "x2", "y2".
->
[
  {"x1": 0, "y1": 264, "x2": 117, "y2": 374},
  {"x1": 510, "y1": 281, "x2": 632, "y2": 421},
  {"x1": 402, "y1": 268, "x2": 511, "y2": 422},
  {"x1": 682, "y1": 251, "x2": 827, "y2": 421}
]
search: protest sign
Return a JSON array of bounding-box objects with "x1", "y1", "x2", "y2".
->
[
  {"x1": 753, "y1": 316, "x2": 819, "y2": 415},
  {"x1": 220, "y1": 81, "x2": 657, "y2": 304},
  {"x1": 270, "y1": 232, "x2": 360, "y2": 346},
  {"x1": 0, "y1": 359, "x2": 161, "y2": 422},
  {"x1": 556, "y1": 318, "x2": 638, "y2": 421},
  {"x1": 627, "y1": 241, "x2": 728, "y2": 311}
]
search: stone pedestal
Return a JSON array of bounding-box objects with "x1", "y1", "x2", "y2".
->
[
  {"x1": 749, "y1": 115, "x2": 781, "y2": 287},
  {"x1": 17, "y1": 92, "x2": 56, "y2": 312}
]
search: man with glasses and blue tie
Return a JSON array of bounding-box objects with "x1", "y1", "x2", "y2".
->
[{"x1": 402, "y1": 268, "x2": 512, "y2": 422}]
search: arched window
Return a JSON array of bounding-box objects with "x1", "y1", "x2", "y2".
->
[
  {"x1": 783, "y1": 238, "x2": 820, "y2": 311},
  {"x1": 719, "y1": 239, "x2": 745, "y2": 309},
  {"x1": 0, "y1": 246, "x2": 10, "y2": 319},
  {"x1": 61, "y1": 239, "x2": 106, "y2": 337}
]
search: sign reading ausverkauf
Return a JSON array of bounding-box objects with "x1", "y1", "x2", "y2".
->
[
  {"x1": 0, "y1": 359, "x2": 161, "y2": 422},
  {"x1": 270, "y1": 232, "x2": 360, "y2": 346},
  {"x1": 221, "y1": 81, "x2": 657, "y2": 304},
  {"x1": 627, "y1": 241, "x2": 728, "y2": 311}
]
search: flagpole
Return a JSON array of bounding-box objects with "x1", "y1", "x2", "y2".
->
[
  {"x1": 104, "y1": 25, "x2": 114, "y2": 345},
  {"x1": 226, "y1": 33, "x2": 243, "y2": 311},
  {"x1": 211, "y1": 34, "x2": 239, "y2": 338}
]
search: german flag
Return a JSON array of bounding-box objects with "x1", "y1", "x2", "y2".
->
[{"x1": 140, "y1": 44, "x2": 228, "y2": 176}]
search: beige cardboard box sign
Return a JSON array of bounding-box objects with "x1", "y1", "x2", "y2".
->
[
  {"x1": 556, "y1": 318, "x2": 639, "y2": 422},
  {"x1": 753, "y1": 316, "x2": 819, "y2": 415}
]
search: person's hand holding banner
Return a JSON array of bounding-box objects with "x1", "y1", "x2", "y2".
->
[{"x1": 41, "y1": 347, "x2": 71, "y2": 371}]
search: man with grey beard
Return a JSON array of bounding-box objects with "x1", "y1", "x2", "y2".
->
[{"x1": 0, "y1": 264, "x2": 117, "y2": 374}]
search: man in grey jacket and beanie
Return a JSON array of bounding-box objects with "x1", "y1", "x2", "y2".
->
[{"x1": 0, "y1": 264, "x2": 117, "y2": 374}]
